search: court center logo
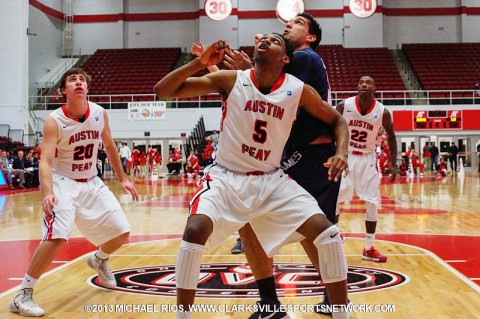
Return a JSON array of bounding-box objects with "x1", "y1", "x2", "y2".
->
[{"x1": 88, "y1": 263, "x2": 408, "y2": 298}]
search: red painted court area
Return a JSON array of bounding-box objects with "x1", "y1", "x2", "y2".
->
[{"x1": 1, "y1": 233, "x2": 478, "y2": 293}]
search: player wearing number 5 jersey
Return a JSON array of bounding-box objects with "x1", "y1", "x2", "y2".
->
[
  {"x1": 9, "y1": 68, "x2": 138, "y2": 317},
  {"x1": 336, "y1": 75, "x2": 398, "y2": 263},
  {"x1": 154, "y1": 34, "x2": 350, "y2": 319}
]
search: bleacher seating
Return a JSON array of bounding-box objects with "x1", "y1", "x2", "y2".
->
[
  {"x1": 403, "y1": 43, "x2": 480, "y2": 90},
  {"x1": 82, "y1": 48, "x2": 181, "y2": 96},
  {"x1": 239, "y1": 45, "x2": 406, "y2": 94}
]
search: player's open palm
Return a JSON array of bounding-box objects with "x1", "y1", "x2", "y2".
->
[{"x1": 199, "y1": 40, "x2": 228, "y2": 67}]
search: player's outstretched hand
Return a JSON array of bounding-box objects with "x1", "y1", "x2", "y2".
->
[
  {"x1": 199, "y1": 40, "x2": 229, "y2": 67},
  {"x1": 120, "y1": 179, "x2": 139, "y2": 201},
  {"x1": 42, "y1": 194, "x2": 58, "y2": 217},
  {"x1": 223, "y1": 50, "x2": 252, "y2": 70},
  {"x1": 324, "y1": 154, "x2": 348, "y2": 182},
  {"x1": 191, "y1": 42, "x2": 205, "y2": 57}
]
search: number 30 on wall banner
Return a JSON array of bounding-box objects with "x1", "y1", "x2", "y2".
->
[
  {"x1": 349, "y1": 0, "x2": 377, "y2": 18},
  {"x1": 205, "y1": 0, "x2": 233, "y2": 21}
]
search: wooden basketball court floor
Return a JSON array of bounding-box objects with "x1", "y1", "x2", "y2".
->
[{"x1": 0, "y1": 171, "x2": 479, "y2": 318}]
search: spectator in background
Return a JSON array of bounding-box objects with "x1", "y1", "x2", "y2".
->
[
  {"x1": 12, "y1": 151, "x2": 29, "y2": 188},
  {"x1": 155, "y1": 147, "x2": 162, "y2": 172},
  {"x1": 477, "y1": 142, "x2": 480, "y2": 173},
  {"x1": 377, "y1": 147, "x2": 391, "y2": 176},
  {"x1": 206, "y1": 130, "x2": 219, "y2": 150},
  {"x1": 33, "y1": 144, "x2": 41, "y2": 160},
  {"x1": 406, "y1": 146, "x2": 424, "y2": 177},
  {"x1": 183, "y1": 150, "x2": 200, "y2": 178},
  {"x1": 437, "y1": 157, "x2": 449, "y2": 177},
  {"x1": 423, "y1": 142, "x2": 431, "y2": 171},
  {"x1": 399, "y1": 159, "x2": 408, "y2": 176},
  {"x1": 448, "y1": 141, "x2": 459, "y2": 172},
  {"x1": 131, "y1": 147, "x2": 140, "y2": 177},
  {"x1": 166, "y1": 148, "x2": 182, "y2": 175},
  {"x1": 98, "y1": 145, "x2": 107, "y2": 179},
  {"x1": 139, "y1": 149, "x2": 147, "y2": 177},
  {"x1": 1, "y1": 149, "x2": 15, "y2": 189},
  {"x1": 118, "y1": 142, "x2": 131, "y2": 173},
  {"x1": 429, "y1": 142, "x2": 439, "y2": 171}
]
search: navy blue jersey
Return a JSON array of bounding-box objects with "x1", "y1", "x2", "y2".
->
[{"x1": 284, "y1": 48, "x2": 333, "y2": 156}]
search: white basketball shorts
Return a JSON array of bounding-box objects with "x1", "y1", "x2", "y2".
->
[
  {"x1": 337, "y1": 152, "x2": 380, "y2": 205},
  {"x1": 42, "y1": 173, "x2": 131, "y2": 246},
  {"x1": 189, "y1": 165, "x2": 324, "y2": 257}
]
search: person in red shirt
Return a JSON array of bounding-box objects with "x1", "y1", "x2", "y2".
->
[
  {"x1": 154, "y1": 147, "x2": 162, "y2": 172},
  {"x1": 131, "y1": 147, "x2": 140, "y2": 177},
  {"x1": 377, "y1": 147, "x2": 391, "y2": 176},
  {"x1": 139, "y1": 150, "x2": 147, "y2": 178},
  {"x1": 183, "y1": 150, "x2": 200, "y2": 178},
  {"x1": 399, "y1": 159, "x2": 408, "y2": 176},
  {"x1": 167, "y1": 148, "x2": 182, "y2": 175},
  {"x1": 437, "y1": 157, "x2": 449, "y2": 176},
  {"x1": 147, "y1": 147, "x2": 155, "y2": 172},
  {"x1": 406, "y1": 146, "x2": 424, "y2": 176}
]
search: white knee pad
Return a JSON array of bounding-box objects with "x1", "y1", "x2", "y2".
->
[
  {"x1": 314, "y1": 225, "x2": 347, "y2": 284},
  {"x1": 175, "y1": 240, "x2": 205, "y2": 289},
  {"x1": 365, "y1": 201, "x2": 378, "y2": 222}
]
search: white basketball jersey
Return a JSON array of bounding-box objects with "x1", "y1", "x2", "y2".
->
[
  {"x1": 215, "y1": 69, "x2": 303, "y2": 172},
  {"x1": 49, "y1": 102, "x2": 104, "y2": 179},
  {"x1": 343, "y1": 96, "x2": 384, "y2": 154}
]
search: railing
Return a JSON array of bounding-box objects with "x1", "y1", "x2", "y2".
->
[{"x1": 29, "y1": 90, "x2": 480, "y2": 111}]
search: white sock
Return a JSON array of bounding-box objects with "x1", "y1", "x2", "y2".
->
[
  {"x1": 20, "y1": 274, "x2": 38, "y2": 290},
  {"x1": 176, "y1": 310, "x2": 192, "y2": 319},
  {"x1": 95, "y1": 247, "x2": 110, "y2": 260},
  {"x1": 365, "y1": 233, "x2": 375, "y2": 250}
]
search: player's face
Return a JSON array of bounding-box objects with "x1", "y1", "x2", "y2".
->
[
  {"x1": 62, "y1": 74, "x2": 89, "y2": 99},
  {"x1": 254, "y1": 34, "x2": 287, "y2": 61},
  {"x1": 358, "y1": 76, "x2": 376, "y2": 97},
  {"x1": 283, "y1": 16, "x2": 311, "y2": 47}
]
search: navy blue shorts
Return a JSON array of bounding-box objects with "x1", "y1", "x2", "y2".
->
[{"x1": 282, "y1": 143, "x2": 340, "y2": 224}]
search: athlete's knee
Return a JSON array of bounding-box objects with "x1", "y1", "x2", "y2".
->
[
  {"x1": 182, "y1": 215, "x2": 213, "y2": 244},
  {"x1": 313, "y1": 225, "x2": 347, "y2": 283}
]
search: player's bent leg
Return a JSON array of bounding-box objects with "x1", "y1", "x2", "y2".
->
[{"x1": 176, "y1": 215, "x2": 213, "y2": 319}]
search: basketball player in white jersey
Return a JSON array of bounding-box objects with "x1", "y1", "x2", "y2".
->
[
  {"x1": 336, "y1": 76, "x2": 397, "y2": 262},
  {"x1": 9, "y1": 68, "x2": 139, "y2": 317},
  {"x1": 154, "y1": 34, "x2": 350, "y2": 319}
]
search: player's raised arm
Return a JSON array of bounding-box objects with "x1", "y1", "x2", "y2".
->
[{"x1": 154, "y1": 40, "x2": 235, "y2": 99}]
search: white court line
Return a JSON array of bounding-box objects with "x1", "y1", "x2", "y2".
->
[
  {"x1": 445, "y1": 260, "x2": 467, "y2": 263},
  {"x1": 7, "y1": 278, "x2": 23, "y2": 281},
  {"x1": 52, "y1": 260, "x2": 68, "y2": 263}
]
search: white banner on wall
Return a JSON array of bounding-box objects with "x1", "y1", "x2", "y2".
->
[{"x1": 128, "y1": 102, "x2": 166, "y2": 120}]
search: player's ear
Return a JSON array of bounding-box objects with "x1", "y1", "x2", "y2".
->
[
  {"x1": 306, "y1": 34, "x2": 316, "y2": 45},
  {"x1": 282, "y1": 54, "x2": 290, "y2": 65}
]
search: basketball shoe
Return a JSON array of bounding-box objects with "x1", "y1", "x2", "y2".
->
[
  {"x1": 362, "y1": 246, "x2": 387, "y2": 262},
  {"x1": 230, "y1": 237, "x2": 244, "y2": 254},
  {"x1": 9, "y1": 288, "x2": 45, "y2": 317},
  {"x1": 87, "y1": 253, "x2": 117, "y2": 288},
  {"x1": 315, "y1": 293, "x2": 352, "y2": 314},
  {"x1": 248, "y1": 300, "x2": 290, "y2": 319}
]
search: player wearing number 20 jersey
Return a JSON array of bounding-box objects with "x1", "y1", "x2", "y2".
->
[{"x1": 49, "y1": 103, "x2": 104, "y2": 179}]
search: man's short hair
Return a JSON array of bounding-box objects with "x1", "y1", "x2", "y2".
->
[{"x1": 296, "y1": 12, "x2": 322, "y2": 50}]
